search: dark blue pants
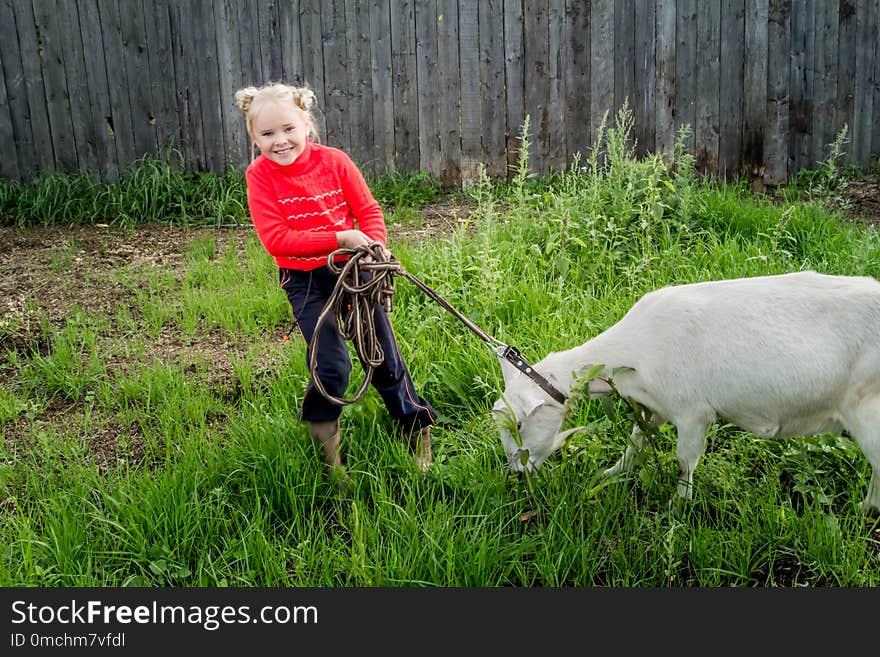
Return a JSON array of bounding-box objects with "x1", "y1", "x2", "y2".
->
[{"x1": 280, "y1": 266, "x2": 436, "y2": 432}]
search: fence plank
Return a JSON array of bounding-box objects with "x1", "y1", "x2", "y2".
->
[
  {"x1": 259, "y1": 0, "x2": 282, "y2": 81},
  {"x1": 590, "y1": 0, "x2": 614, "y2": 145},
  {"x1": 695, "y1": 0, "x2": 721, "y2": 173},
  {"x1": 459, "y1": 0, "x2": 482, "y2": 183},
  {"x1": 57, "y1": 0, "x2": 94, "y2": 176},
  {"x1": 237, "y1": 0, "x2": 262, "y2": 86},
  {"x1": 811, "y1": 0, "x2": 838, "y2": 165},
  {"x1": 853, "y1": 0, "x2": 877, "y2": 167},
  {"x1": 321, "y1": 0, "x2": 350, "y2": 150},
  {"x1": 170, "y1": 2, "x2": 208, "y2": 170},
  {"x1": 837, "y1": 0, "x2": 858, "y2": 162},
  {"x1": 547, "y1": 0, "x2": 566, "y2": 171},
  {"x1": 98, "y1": 0, "x2": 141, "y2": 172},
  {"x1": 437, "y1": 0, "x2": 462, "y2": 185},
  {"x1": 144, "y1": 0, "x2": 182, "y2": 160},
  {"x1": 0, "y1": 31, "x2": 20, "y2": 181},
  {"x1": 415, "y1": 0, "x2": 441, "y2": 176},
  {"x1": 614, "y1": 0, "x2": 635, "y2": 126},
  {"x1": 75, "y1": 0, "x2": 118, "y2": 180},
  {"x1": 718, "y1": 0, "x2": 744, "y2": 178},
  {"x1": 346, "y1": 0, "x2": 374, "y2": 174},
  {"x1": 370, "y1": 0, "x2": 394, "y2": 176},
  {"x1": 119, "y1": 0, "x2": 159, "y2": 162},
  {"x1": 789, "y1": 0, "x2": 814, "y2": 175},
  {"x1": 32, "y1": 0, "x2": 78, "y2": 171},
  {"x1": 216, "y1": 0, "x2": 248, "y2": 170},
  {"x1": 13, "y1": 0, "x2": 55, "y2": 174},
  {"x1": 564, "y1": 0, "x2": 590, "y2": 165},
  {"x1": 635, "y1": 0, "x2": 656, "y2": 156},
  {"x1": 299, "y1": 0, "x2": 325, "y2": 136},
  {"x1": 655, "y1": 0, "x2": 676, "y2": 157},
  {"x1": 503, "y1": 0, "x2": 524, "y2": 171},
  {"x1": 0, "y1": 0, "x2": 34, "y2": 179},
  {"x1": 742, "y1": 0, "x2": 767, "y2": 180},
  {"x1": 765, "y1": 0, "x2": 790, "y2": 185},
  {"x1": 194, "y1": 1, "x2": 225, "y2": 173},
  {"x1": 675, "y1": 0, "x2": 697, "y2": 152},
  {"x1": 524, "y1": 0, "x2": 550, "y2": 174},
  {"x1": 874, "y1": 0, "x2": 880, "y2": 165},
  {"x1": 390, "y1": 0, "x2": 418, "y2": 173},
  {"x1": 479, "y1": 0, "x2": 506, "y2": 178},
  {"x1": 278, "y1": 0, "x2": 304, "y2": 86}
]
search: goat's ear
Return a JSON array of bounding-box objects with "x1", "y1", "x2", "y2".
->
[
  {"x1": 498, "y1": 355, "x2": 519, "y2": 386},
  {"x1": 523, "y1": 397, "x2": 546, "y2": 417}
]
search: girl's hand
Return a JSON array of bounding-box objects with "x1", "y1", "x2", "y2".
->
[{"x1": 336, "y1": 230, "x2": 391, "y2": 260}]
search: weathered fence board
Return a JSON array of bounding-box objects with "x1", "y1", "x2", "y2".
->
[
  {"x1": 812, "y1": 0, "x2": 839, "y2": 165},
  {"x1": 675, "y1": 0, "x2": 697, "y2": 154},
  {"x1": 695, "y1": 0, "x2": 721, "y2": 174},
  {"x1": 591, "y1": 0, "x2": 614, "y2": 146},
  {"x1": 370, "y1": 0, "x2": 395, "y2": 177},
  {"x1": 503, "y1": 0, "x2": 524, "y2": 170},
  {"x1": 563, "y1": 0, "x2": 590, "y2": 165},
  {"x1": 655, "y1": 0, "x2": 676, "y2": 156},
  {"x1": 742, "y1": 0, "x2": 768, "y2": 180},
  {"x1": 524, "y1": 0, "x2": 550, "y2": 174},
  {"x1": 390, "y1": 0, "x2": 419, "y2": 173},
  {"x1": 437, "y1": 0, "x2": 462, "y2": 185},
  {"x1": 1, "y1": 0, "x2": 33, "y2": 179},
  {"x1": 789, "y1": 0, "x2": 814, "y2": 175},
  {"x1": 837, "y1": 0, "x2": 858, "y2": 162},
  {"x1": 2, "y1": 0, "x2": 879, "y2": 187},
  {"x1": 719, "y1": 0, "x2": 744, "y2": 177},
  {"x1": 853, "y1": 0, "x2": 877, "y2": 166},
  {"x1": 14, "y1": 0, "x2": 55, "y2": 174},
  {"x1": 634, "y1": 0, "x2": 656, "y2": 158},
  {"x1": 765, "y1": 0, "x2": 790, "y2": 185},
  {"x1": 479, "y1": 0, "x2": 507, "y2": 178}
]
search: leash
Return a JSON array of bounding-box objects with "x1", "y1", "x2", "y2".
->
[{"x1": 306, "y1": 243, "x2": 567, "y2": 406}]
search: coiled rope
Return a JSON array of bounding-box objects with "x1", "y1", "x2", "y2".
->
[{"x1": 308, "y1": 243, "x2": 400, "y2": 406}]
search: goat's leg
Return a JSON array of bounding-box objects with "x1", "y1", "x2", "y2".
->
[
  {"x1": 603, "y1": 414, "x2": 662, "y2": 478},
  {"x1": 841, "y1": 398, "x2": 880, "y2": 515},
  {"x1": 671, "y1": 419, "x2": 709, "y2": 515}
]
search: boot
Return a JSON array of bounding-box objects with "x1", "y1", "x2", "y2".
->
[
  {"x1": 308, "y1": 420, "x2": 350, "y2": 492},
  {"x1": 410, "y1": 425, "x2": 433, "y2": 471}
]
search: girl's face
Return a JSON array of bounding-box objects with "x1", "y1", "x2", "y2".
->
[{"x1": 251, "y1": 101, "x2": 310, "y2": 166}]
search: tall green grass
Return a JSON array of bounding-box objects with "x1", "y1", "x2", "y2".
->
[{"x1": 1, "y1": 109, "x2": 879, "y2": 586}]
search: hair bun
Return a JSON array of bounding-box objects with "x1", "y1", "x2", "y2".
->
[
  {"x1": 294, "y1": 88, "x2": 316, "y2": 111},
  {"x1": 234, "y1": 87, "x2": 259, "y2": 112}
]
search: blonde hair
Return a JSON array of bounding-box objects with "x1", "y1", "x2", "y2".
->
[{"x1": 234, "y1": 82, "x2": 320, "y2": 148}]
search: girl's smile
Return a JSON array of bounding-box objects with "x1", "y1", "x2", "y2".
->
[{"x1": 251, "y1": 101, "x2": 310, "y2": 166}]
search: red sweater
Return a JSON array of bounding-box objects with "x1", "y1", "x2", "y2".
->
[{"x1": 245, "y1": 141, "x2": 387, "y2": 271}]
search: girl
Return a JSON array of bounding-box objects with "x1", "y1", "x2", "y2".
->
[{"x1": 234, "y1": 82, "x2": 436, "y2": 485}]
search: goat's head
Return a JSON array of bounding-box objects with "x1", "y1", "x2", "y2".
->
[{"x1": 492, "y1": 357, "x2": 568, "y2": 473}]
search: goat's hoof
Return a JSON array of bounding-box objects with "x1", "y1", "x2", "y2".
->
[{"x1": 669, "y1": 497, "x2": 687, "y2": 518}]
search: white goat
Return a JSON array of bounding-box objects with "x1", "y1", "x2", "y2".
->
[{"x1": 492, "y1": 271, "x2": 880, "y2": 514}]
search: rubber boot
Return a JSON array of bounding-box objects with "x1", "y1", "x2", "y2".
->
[
  {"x1": 410, "y1": 425, "x2": 433, "y2": 471},
  {"x1": 308, "y1": 420, "x2": 350, "y2": 492}
]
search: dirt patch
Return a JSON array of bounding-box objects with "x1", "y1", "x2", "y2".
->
[{"x1": 835, "y1": 173, "x2": 880, "y2": 228}]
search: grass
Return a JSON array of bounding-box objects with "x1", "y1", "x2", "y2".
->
[{"x1": 1, "y1": 111, "x2": 879, "y2": 587}]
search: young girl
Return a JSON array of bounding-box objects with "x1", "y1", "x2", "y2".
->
[{"x1": 234, "y1": 82, "x2": 436, "y2": 484}]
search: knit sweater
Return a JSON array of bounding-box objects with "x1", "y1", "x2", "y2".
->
[{"x1": 245, "y1": 141, "x2": 387, "y2": 271}]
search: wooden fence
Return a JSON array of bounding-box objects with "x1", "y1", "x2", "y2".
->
[{"x1": 1, "y1": 0, "x2": 879, "y2": 187}]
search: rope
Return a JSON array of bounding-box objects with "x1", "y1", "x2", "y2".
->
[
  {"x1": 306, "y1": 241, "x2": 568, "y2": 407},
  {"x1": 308, "y1": 243, "x2": 399, "y2": 406}
]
